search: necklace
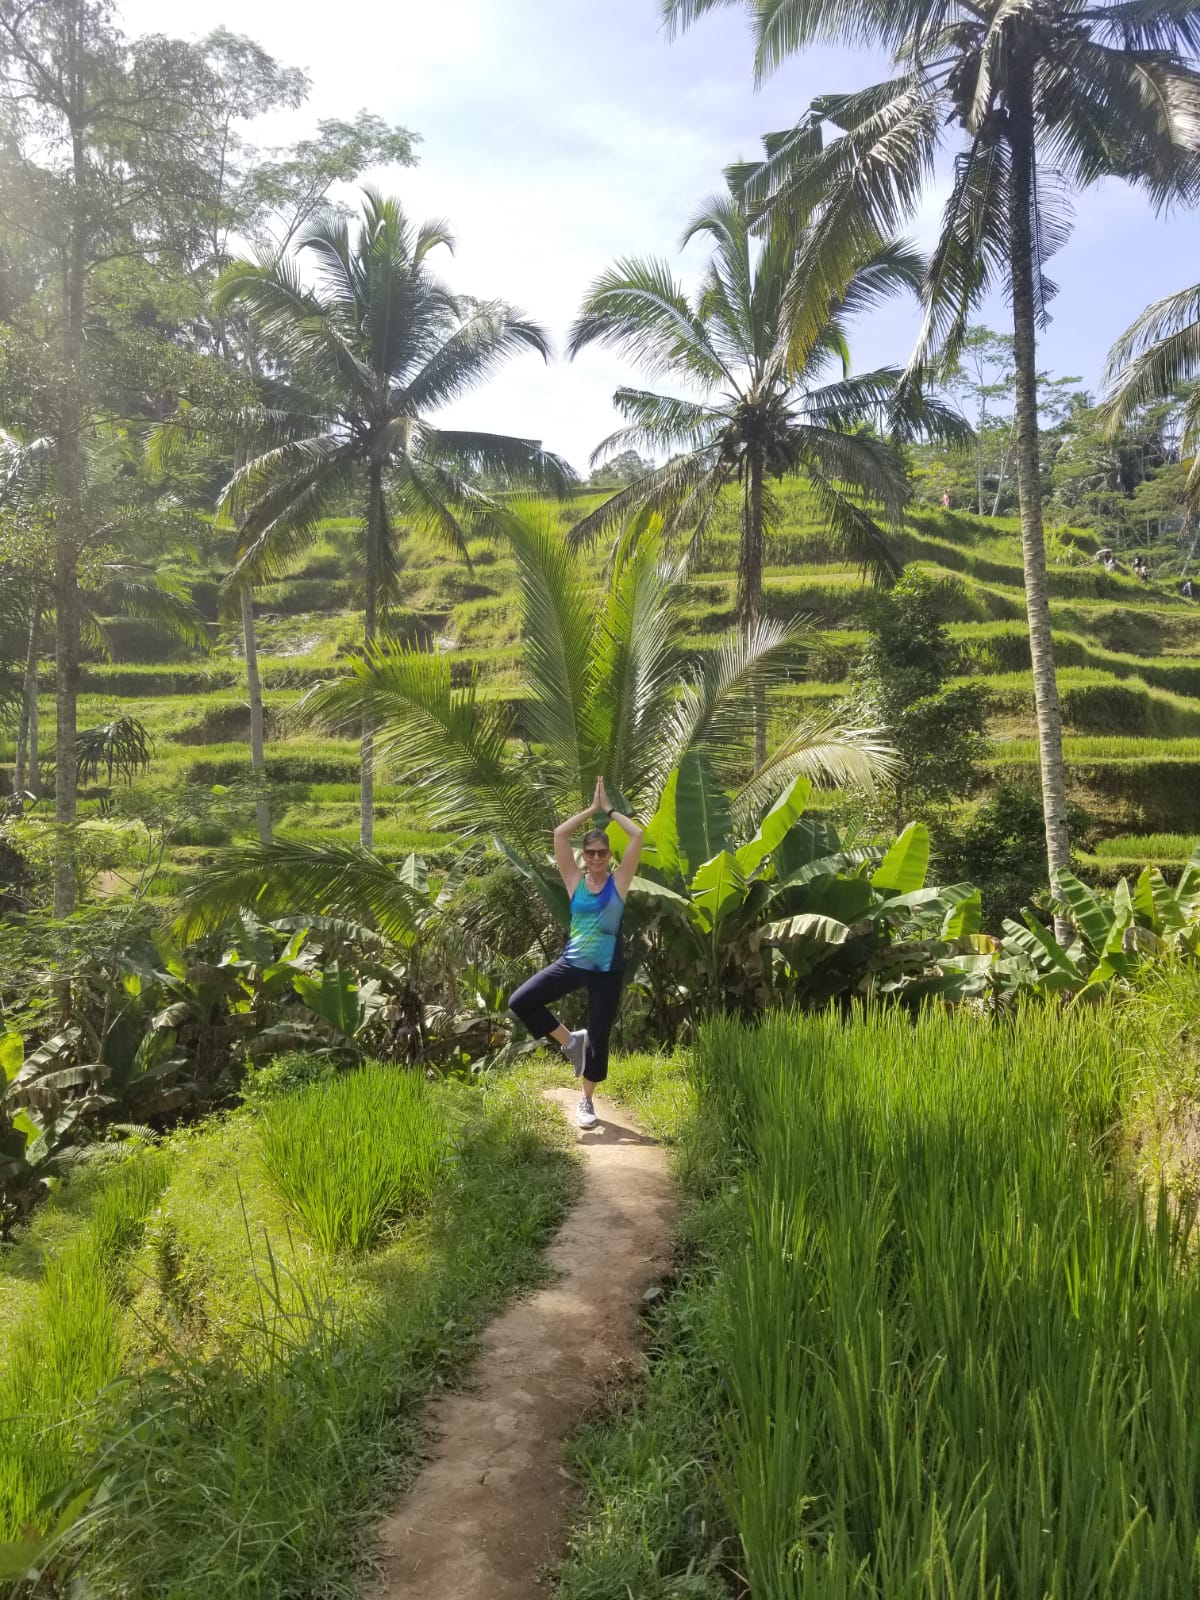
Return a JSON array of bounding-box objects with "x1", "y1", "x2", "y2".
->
[{"x1": 585, "y1": 870, "x2": 608, "y2": 893}]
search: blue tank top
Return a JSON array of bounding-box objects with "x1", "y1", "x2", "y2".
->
[{"x1": 563, "y1": 874, "x2": 625, "y2": 973}]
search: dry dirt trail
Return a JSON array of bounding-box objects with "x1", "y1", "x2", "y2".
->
[{"x1": 370, "y1": 1086, "x2": 676, "y2": 1600}]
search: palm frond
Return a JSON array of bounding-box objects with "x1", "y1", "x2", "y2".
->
[
  {"x1": 568, "y1": 451, "x2": 725, "y2": 550},
  {"x1": 296, "y1": 647, "x2": 549, "y2": 856},
  {"x1": 664, "y1": 617, "x2": 807, "y2": 780},
  {"x1": 222, "y1": 434, "x2": 359, "y2": 585},
  {"x1": 1084, "y1": 1, "x2": 1200, "y2": 55},
  {"x1": 176, "y1": 841, "x2": 426, "y2": 944},
  {"x1": 798, "y1": 430, "x2": 906, "y2": 580},
  {"x1": 418, "y1": 426, "x2": 575, "y2": 493},
  {"x1": 567, "y1": 257, "x2": 733, "y2": 388},
  {"x1": 401, "y1": 301, "x2": 555, "y2": 413},
  {"x1": 1040, "y1": 42, "x2": 1200, "y2": 207},
  {"x1": 731, "y1": 711, "x2": 898, "y2": 821},
  {"x1": 1102, "y1": 279, "x2": 1200, "y2": 439},
  {"x1": 493, "y1": 502, "x2": 597, "y2": 799},
  {"x1": 585, "y1": 523, "x2": 683, "y2": 802},
  {"x1": 92, "y1": 568, "x2": 213, "y2": 653},
  {"x1": 911, "y1": 135, "x2": 1011, "y2": 371},
  {"x1": 389, "y1": 454, "x2": 481, "y2": 562}
]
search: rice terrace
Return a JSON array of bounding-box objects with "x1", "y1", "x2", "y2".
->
[{"x1": 4, "y1": 0, "x2": 1200, "y2": 1596}]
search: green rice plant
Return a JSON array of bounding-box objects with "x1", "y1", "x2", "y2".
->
[
  {"x1": 1093, "y1": 832, "x2": 1195, "y2": 861},
  {"x1": 692, "y1": 1007, "x2": 1200, "y2": 1597},
  {"x1": 257, "y1": 1065, "x2": 451, "y2": 1254},
  {"x1": 0, "y1": 1148, "x2": 168, "y2": 1548},
  {"x1": 87, "y1": 1148, "x2": 174, "y2": 1265},
  {"x1": 0, "y1": 1245, "x2": 121, "y2": 1541}
]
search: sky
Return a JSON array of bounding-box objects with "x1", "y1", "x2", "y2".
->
[{"x1": 121, "y1": 0, "x2": 1200, "y2": 475}]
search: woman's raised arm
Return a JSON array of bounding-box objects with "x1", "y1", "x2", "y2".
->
[{"x1": 553, "y1": 777, "x2": 603, "y2": 892}]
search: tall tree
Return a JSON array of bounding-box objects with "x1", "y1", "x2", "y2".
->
[
  {"x1": 0, "y1": 0, "x2": 241, "y2": 910},
  {"x1": 215, "y1": 190, "x2": 572, "y2": 849},
  {"x1": 664, "y1": 0, "x2": 1200, "y2": 904},
  {"x1": 568, "y1": 182, "x2": 958, "y2": 760},
  {"x1": 187, "y1": 67, "x2": 417, "y2": 846}
]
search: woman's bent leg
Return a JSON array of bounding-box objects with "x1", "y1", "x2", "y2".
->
[
  {"x1": 507, "y1": 959, "x2": 580, "y2": 1042},
  {"x1": 581, "y1": 969, "x2": 624, "y2": 1088}
]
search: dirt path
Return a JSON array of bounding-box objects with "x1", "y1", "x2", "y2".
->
[{"x1": 370, "y1": 1087, "x2": 676, "y2": 1600}]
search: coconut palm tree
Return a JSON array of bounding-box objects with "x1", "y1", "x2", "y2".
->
[
  {"x1": 214, "y1": 190, "x2": 573, "y2": 848},
  {"x1": 664, "y1": 0, "x2": 1200, "y2": 905},
  {"x1": 1103, "y1": 282, "x2": 1200, "y2": 507},
  {"x1": 567, "y1": 184, "x2": 962, "y2": 759},
  {"x1": 176, "y1": 501, "x2": 893, "y2": 938},
  {"x1": 567, "y1": 187, "x2": 937, "y2": 607}
]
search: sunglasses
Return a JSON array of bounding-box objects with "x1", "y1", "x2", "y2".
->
[{"x1": 582, "y1": 847, "x2": 610, "y2": 859}]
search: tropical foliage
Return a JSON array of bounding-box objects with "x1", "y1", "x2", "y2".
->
[
  {"x1": 176, "y1": 501, "x2": 894, "y2": 933},
  {"x1": 626, "y1": 773, "x2": 981, "y2": 1037}
]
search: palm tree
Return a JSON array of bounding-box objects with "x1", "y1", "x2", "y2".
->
[
  {"x1": 177, "y1": 502, "x2": 893, "y2": 938},
  {"x1": 1103, "y1": 282, "x2": 1200, "y2": 510},
  {"x1": 567, "y1": 184, "x2": 961, "y2": 759},
  {"x1": 214, "y1": 190, "x2": 573, "y2": 848},
  {"x1": 664, "y1": 0, "x2": 1200, "y2": 905}
]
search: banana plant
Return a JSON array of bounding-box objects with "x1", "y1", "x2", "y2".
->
[
  {"x1": 621, "y1": 760, "x2": 979, "y2": 1028},
  {"x1": 932, "y1": 844, "x2": 1200, "y2": 1001}
]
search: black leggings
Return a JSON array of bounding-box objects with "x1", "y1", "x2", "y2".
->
[{"x1": 507, "y1": 958, "x2": 624, "y2": 1083}]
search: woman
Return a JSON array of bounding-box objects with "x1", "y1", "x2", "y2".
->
[{"x1": 508, "y1": 776, "x2": 643, "y2": 1129}]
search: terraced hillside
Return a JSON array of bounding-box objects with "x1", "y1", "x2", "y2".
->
[{"x1": 4, "y1": 485, "x2": 1198, "y2": 894}]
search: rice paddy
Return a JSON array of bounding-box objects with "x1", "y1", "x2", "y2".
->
[
  {"x1": 560, "y1": 993, "x2": 1200, "y2": 1598},
  {"x1": 3, "y1": 491, "x2": 1195, "y2": 896}
]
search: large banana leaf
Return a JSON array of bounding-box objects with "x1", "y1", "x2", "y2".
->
[
  {"x1": 774, "y1": 813, "x2": 843, "y2": 879},
  {"x1": 689, "y1": 850, "x2": 747, "y2": 931},
  {"x1": 1177, "y1": 841, "x2": 1200, "y2": 902},
  {"x1": 760, "y1": 912, "x2": 853, "y2": 946},
  {"x1": 1052, "y1": 870, "x2": 1114, "y2": 955},
  {"x1": 871, "y1": 822, "x2": 929, "y2": 894},
  {"x1": 497, "y1": 839, "x2": 570, "y2": 930},
  {"x1": 735, "y1": 776, "x2": 812, "y2": 878},
  {"x1": 941, "y1": 888, "x2": 982, "y2": 940},
  {"x1": 675, "y1": 749, "x2": 731, "y2": 876},
  {"x1": 640, "y1": 767, "x2": 682, "y2": 880}
]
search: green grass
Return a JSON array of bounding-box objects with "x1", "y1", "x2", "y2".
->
[
  {"x1": 0, "y1": 1067, "x2": 576, "y2": 1594},
  {"x1": 258, "y1": 1067, "x2": 451, "y2": 1253},
  {"x1": 558, "y1": 999, "x2": 1200, "y2": 1597}
]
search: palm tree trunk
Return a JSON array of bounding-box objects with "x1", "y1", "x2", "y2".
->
[
  {"x1": 12, "y1": 604, "x2": 40, "y2": 810},
  {"x1": 361, "y1": 464, "x2": 383, "y2": 849},
  {"x1": 54, "y1": 112, "x2": 87, "y2": 916},
  {"x1": 742, "y1": 452, "x2": 767, "y2": 767},
  {"x1": 240, "y1": 585, "x2": 272, "y2": 845},
  {"x1": 1007, "y1": 79, "x2": 1071, "y2": 931}
]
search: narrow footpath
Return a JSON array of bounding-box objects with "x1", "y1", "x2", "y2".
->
[{"x1": 370, "y1": 1087, "x2": 676, "y2": 1599}]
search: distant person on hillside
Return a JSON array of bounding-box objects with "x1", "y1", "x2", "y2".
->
[
  {"x1": 941, "y1": 490, "x2": 952, "y2": 509},
  {"x1": 1136, "y1": 557, "x2": 1151, "y2": 583},
  {"x1": 507, "y1": 775, "x2": 643, "y2": 1130},
  {"x1": 1184, "y1": 577, "x2": 1195, "y2": 600}
]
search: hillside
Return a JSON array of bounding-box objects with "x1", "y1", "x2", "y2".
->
[{"x1": 5, "y1": 485, "x2": 1198, "y2": 894}]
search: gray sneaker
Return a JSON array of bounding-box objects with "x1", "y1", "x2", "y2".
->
[
  {"x1": 577, "y1": 1096, "x2": 598, "y2": 1131},
  {"x1": 562, "y1": 1028, "x2": 589, "y2": 1078}
]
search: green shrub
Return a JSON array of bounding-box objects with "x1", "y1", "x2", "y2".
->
[{"x1": 257, "y1": 1065, "x2": 451, "y2": 1253}]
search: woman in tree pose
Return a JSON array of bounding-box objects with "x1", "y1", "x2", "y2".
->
[{"x1": 508, "y1": 776, "x2": 643, "y2": 1129}]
